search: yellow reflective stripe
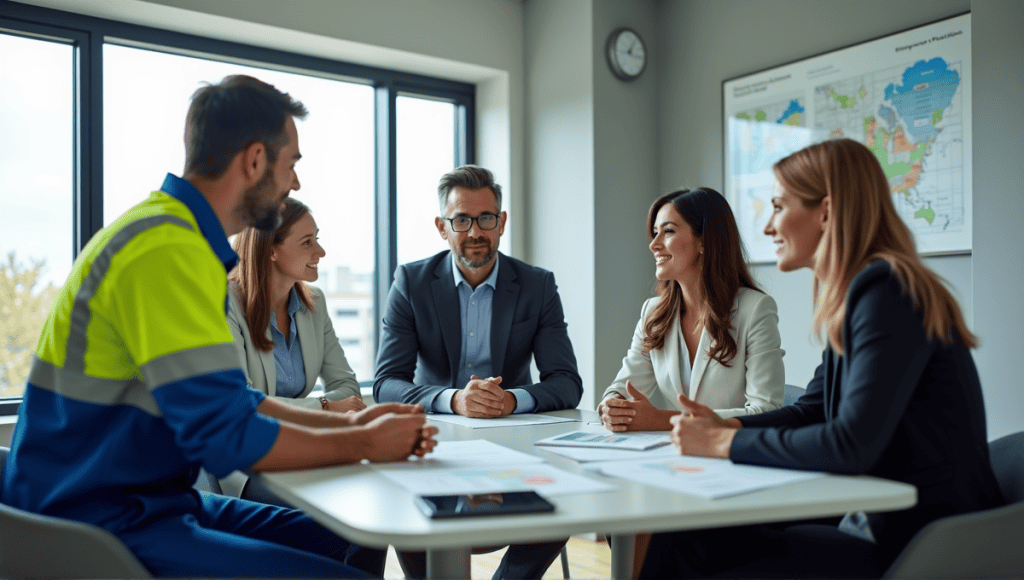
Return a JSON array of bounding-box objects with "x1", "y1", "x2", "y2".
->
[
  {"x1": 64, "y1": 215, "x2": 193, "y2": 374},
  {"x1": 27, "y1": 356, "x2": 162, "y2": 417},
  {"x1": 139, "y1": 343, "x2": 241, "y2": 390}
]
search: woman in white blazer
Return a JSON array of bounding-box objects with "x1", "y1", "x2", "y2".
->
[
  {"x1": 600, "y1": 187, "x2": 785, "y2": 431},
  {"x1": 227, "y1": 197, "x2": 365, "y2": 413}
]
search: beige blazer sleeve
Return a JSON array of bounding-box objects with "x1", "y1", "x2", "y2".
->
[
  {"x1": 602, "y1": 289, "x2": 785, "y2": 419},
  {"x1": 603, "y1": 297, "x2": 674, "y2": 409},
  {"x1": 226, "y1": 284, "x2": 361, "y2": 409}
]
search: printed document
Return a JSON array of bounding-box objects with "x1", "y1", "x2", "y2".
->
[
  {"x1": 425, "y1": 413, "x2": 578, "y2": 429},
  {"x1": 595, "y1": 456, "x2": 825, "y2": 499},
  {"x1": 377, "y1": 462, "x2": 615, "y2": 496}
]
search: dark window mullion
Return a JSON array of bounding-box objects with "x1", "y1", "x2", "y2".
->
[
  {"x1": 74, "y1": 29, "x2": 103, "y2": 256},
  {"x1": 373, "y1": 83, "x2": 398, "y2": 354}
]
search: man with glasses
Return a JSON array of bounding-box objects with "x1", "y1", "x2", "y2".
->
[{"x1": 374, "y1": 165, "x2": 581, "y2": 579}]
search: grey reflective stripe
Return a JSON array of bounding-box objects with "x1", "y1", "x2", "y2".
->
[
  {"x1": 64, "y1": 215, "x2": 194, "y2": 374},
  {"x1": 140, "y1": 343, "x2": 242, "y2": 390},
  {"x1": 28, "y1": 356, "x2": 162, "y2": 417}
]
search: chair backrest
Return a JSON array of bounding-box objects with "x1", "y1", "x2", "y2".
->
[
  {"x1": 194, "y1": 467, "x2": 224, "y2": 494},
  {"x1": 883, "y1": 430, "x2": 1024, "y2": 579},
  {"x1": 0, "y1": 446, "x2": 152, "y2": 579},
  {"x1": 783, "y1": 384, "x2": 805, "y2": 406},
  {"x1": 989, "y1": 430, "x2": 1024, "y2": 504}
]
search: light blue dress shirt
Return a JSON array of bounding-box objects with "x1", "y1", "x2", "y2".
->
[
  {"x1": 433, "y1": 255, "x2": 537, "y2": 414},
  {"x1": 269, "y1": 287, "x2": 306, "y2": 399}
]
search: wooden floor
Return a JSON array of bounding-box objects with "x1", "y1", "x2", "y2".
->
[{"x1": 382, "y1": 535, "x2": 612, "y2": 579}]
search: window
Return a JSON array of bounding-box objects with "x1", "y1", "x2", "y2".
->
[
  {"x1": 0, "y1": 4, "x2": 474, "y2": 412},
  {"x1": 0, "y1": 31, "x2": 74, "y2": 402},
  {"x1": 103, "y1": 45, "x2": 377, "y2": 379},
  {"x1": 396, "y1": 95, "x2": 458, "y2": 266}
]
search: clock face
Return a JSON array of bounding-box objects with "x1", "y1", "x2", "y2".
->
[{"x1": 611, "y1": 29, "x2": 645, "y2": 79}]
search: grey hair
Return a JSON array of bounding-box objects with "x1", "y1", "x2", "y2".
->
[{"x1": 437, "y1": 165, "x2": 503, "y2": 214}]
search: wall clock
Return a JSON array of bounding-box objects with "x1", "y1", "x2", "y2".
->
[{"x1": 606, "y1": 27, "x2": 646, "y2": 81}]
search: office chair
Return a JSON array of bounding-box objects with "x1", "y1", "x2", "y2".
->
[
  {"x1": 883, "y1": 430, "x2": 1024, "y2": 578},
  {"x1": 194, "y1": 466, "x2": 224, "y2": 494},
  {"x1": 0, "y1": 446, "x2": 152, "y2": 579},
  {"x1": 783, "y1": 383, "x2": 805, "y2": 406}
]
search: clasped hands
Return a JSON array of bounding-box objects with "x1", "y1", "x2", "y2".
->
[
  {"x1": 451, "y1": 375, "x2": 515, "y2": 418},
  {"x1": 353, "y1": 402, "x2": 439, "y2": 461},
  {"x1": 599, "y1": 381, "x2": 740, "y2": 459}
]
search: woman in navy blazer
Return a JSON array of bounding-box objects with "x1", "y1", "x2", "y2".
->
[
  {"x1": 599, "y1": 188, "x2": 785, "y2": 431},
  {"x1": 640, "y1": 139, "x2": 1003, "y2": 578}
]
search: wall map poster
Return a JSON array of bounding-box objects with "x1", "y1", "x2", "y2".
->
[{"x1": 724, "y1": 13, "x2": 971, "y2": 262}]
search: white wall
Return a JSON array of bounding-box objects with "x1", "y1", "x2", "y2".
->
[
  {"x1": 591, "y1": 1, "x2": 660, "y2": 407},
  {"x1": 524, "y1": 0, "x2": 596, "y2": 405},
  {"x1": 524, "y1": 0, "x2": 659, "y2": 409},
  {"x1": 655, "y1": 0, "x2": 1024, "y2": 439}
]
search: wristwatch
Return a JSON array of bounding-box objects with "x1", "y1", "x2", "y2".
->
[{"x1": 319, "y1": 396, "x2": 330, "y2": 410}]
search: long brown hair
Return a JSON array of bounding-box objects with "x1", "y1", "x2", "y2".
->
[
  {"x1": 229, "y1": 197, "x2": 316, "y2": 352},
  {"x1": 642, "y1": 188, "x2": 762, "y2": 366},
  {"x1": 774, "y1": 138, "x2": 976, "y2": 354}
]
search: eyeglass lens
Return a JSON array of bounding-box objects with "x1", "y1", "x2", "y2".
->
[{"x1": 451, "y1": 214, "x2": 498, "y2": 231}]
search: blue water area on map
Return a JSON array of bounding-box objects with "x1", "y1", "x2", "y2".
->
[
  {"x1": 775, "y1": 99, "x2": 805, "y2": 124},
  {"x1": 877, "y1": 104, "x2": 898, "y2": 130},
  {"x1": 884, "y1": 57, "x2": 960, "y2": 142}
]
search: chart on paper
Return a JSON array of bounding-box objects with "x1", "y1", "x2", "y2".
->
[{"x1": 595, "y1": 456, "x2": 824, "y2": 499}]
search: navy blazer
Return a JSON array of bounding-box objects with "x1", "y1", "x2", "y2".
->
[
  {"x1": 373, "y1": 251, "x2": 583, "y2": 412},
  {"x1": 732, "y1": 261, "x2": 1003, "y2": 557}
]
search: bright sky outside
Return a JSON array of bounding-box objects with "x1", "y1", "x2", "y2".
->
[
  {"x1": 2, "y1": 34, "x2": 466, "y2": 388},
  {"x1": 1, "y1": 37, "x2": 460, "y2": 289}
]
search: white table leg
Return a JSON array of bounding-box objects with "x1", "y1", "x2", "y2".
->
[
  {"x1": 426, "y1": 547, "x2": 471, "y2": 580},
  {"x1": 609, "y1": 533, "x2": 636, "y2": 580}
]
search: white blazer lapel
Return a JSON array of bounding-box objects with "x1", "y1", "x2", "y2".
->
[
  {"x1": 655, "y1": 315, "x2": 686, "y2": 411},
  {"x1": 688, "y1": 329, "x2": 713, "y2": 401}
]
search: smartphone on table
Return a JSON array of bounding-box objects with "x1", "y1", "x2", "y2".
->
[{"x1": 415, "y1": 491, "x2": 555, "y2": 519}]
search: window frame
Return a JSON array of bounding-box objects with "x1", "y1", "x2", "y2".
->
[{"x1": 0, "y1": 2, "x2": 475, "y2": 415}]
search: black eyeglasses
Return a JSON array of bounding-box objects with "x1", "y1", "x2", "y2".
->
[{"x1": 442, "y1": 213, "x2": 500, "y2": 232}]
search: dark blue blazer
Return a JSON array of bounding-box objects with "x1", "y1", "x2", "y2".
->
[
  {"x1": 732, "y1": 261, "x2": 1003, "y2": 556},
  {"x1": 373, "y1": 251, "x2": 582, "y2": 412}
]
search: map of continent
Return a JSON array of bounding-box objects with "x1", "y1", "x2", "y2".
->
[
  {"x1": 728, "y1": 97, "x2": 810, "y2": 248},
  {"x1": 814, "y1": 57, "x2": 965, "y2": 237}
]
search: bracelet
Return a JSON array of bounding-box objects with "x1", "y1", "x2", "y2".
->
[{"x1": 319, "y1": 396, "x2": 330, "y2": 410}]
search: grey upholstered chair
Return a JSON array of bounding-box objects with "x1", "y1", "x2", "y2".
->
[
  {"x1": 883, "y1": 430, "x2": 1024, "y2": 578},
  {"x1": 783, "y1": 383, "x2": 805, "y2": 406},
  {"x1": 0, "y1": 446, "x2": 152, "y2": 579}
]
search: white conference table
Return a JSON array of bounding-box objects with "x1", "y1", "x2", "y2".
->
[{"x1": 255, "y1": 410, "x2": 916, "y2": 580}]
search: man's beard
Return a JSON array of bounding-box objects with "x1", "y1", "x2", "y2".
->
[
  {"x1": 241, "y1": 167, "x2": 283, "y2": 232},
  {"x1": 456, "y1": 236, "x2": 497, "y2": 269}
]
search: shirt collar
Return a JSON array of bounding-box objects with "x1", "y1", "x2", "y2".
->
[
  {"x1": 287, "y1": 286, "x2": 305, "y2": 316},
  {"x1": 451, "y1": 252, "x2": 499, "y2": 290},
  {"x1": 160, "y1": 173, "x2": 238, "y2": 272}
]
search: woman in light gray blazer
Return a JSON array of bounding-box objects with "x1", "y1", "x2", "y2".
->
[
  {"x1": 227, "y1": 198, "x2": 365, "y2": 413},
  {"x1": 600, "y1": 188, "x2": 785, "y2": 431}
]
